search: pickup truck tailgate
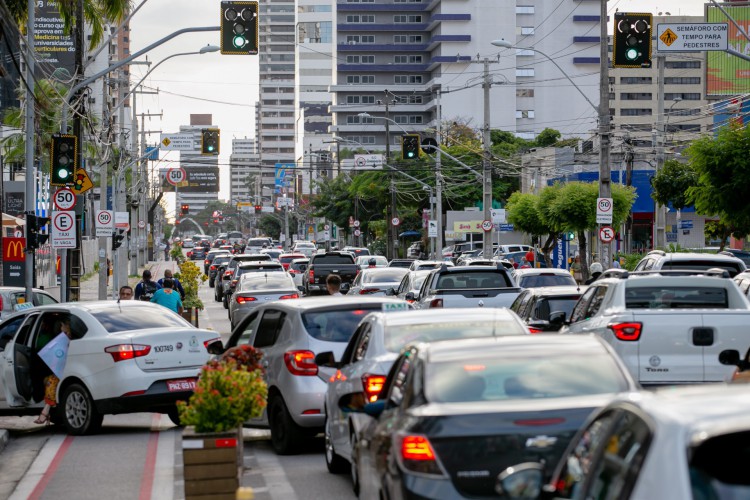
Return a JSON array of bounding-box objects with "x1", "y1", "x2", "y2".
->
[
  {"x1": 436, "y1": 289, "x2": 521, "y2": 309},
  {"x1": 701, "y1": 310, "x2": 750, "y2": 382}
]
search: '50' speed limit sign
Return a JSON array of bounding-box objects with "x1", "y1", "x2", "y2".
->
[
  {"x1": 53, "y1": 187, "x2": 76, "y2": 211},
  {"x1": 167, "y1": 167, "x2": 186, "y2": 186}
]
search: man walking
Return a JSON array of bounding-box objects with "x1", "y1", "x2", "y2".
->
[
  {"x1": 150, "y1": 279, "x2": 184, "y2": 314},
  {"x1": 134, "y1": 270, "x2": 161, "y2": 301},
  {"x1": 158, "y1": 269, "x2": 185, "y2": 300},
  {"x1": 326, "y1": 274, "x2": 343, "y2": 296}
]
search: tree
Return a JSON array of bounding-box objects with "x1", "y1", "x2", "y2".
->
[
  {"x1": 651, "y1": 159, "x2": 697, "y2": 210},
  {"x1": 685, "y1": 123, "x2": 750, "y2": 242},
  {"x1": 534, "y1": 128, "x2": 562, "y2": 147}
]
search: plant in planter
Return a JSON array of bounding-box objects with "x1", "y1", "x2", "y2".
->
[
  {"x1": 178, "y1": 345, "x2": 267, "y2": 499},
  {"x1": 171, "y1": 244, "x2": 185, "y2": 263},
  {"x1": 175, "y1": 260, "x2": 207, "y2": 325}
]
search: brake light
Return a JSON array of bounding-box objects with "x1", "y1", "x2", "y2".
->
[
  {"x1": 359, "y1": 288, "x2": 379, "y2": 295},
  {"x1": 203, "y1": 338, "x2": 221, "y2": 348},
  {"x1": 401, "y1": 435, "x2": 436, "y2": 461},
  {"x1": 528, "y1": 327, "x2": 543, "y2": 334},
  {"x1": 309, "y1": 268, "x2": 314, "y2": 281},
  {"x1": 284, "y1": 350, "x2": 318, "y2": 376},
  {"x1": 224, "y1": 270, "x2": 233, "y2": 277},
  {"x1": 363, "y1": 374, "x2": 387, "y2": 402},
  {"x1": 235, "y1": 296, "x2": 257, "y2": 304},
  {"x1": 279, "y1": 294, "x2": 299, "y2": 300},
  {"x1": 210, "y1": 265, "x2": 217, "y2": 271},
  {"x1": 429, "y1": 298, "x2": 443, "y2": 308},
  {"x1": 204, "y1": 259, "x2": 209, "y2": 265},
  {"x1": 104, "y1": 344, "x2": 151, "y2": 362},
  {"x1": 609, "y1": 322, "x2": 642, "y2": 341}
]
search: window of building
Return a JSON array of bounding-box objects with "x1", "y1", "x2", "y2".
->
[
  {"x1": 621, "y1": 77, "x2": 652, "y2": 84},
  {"x1": 394, "y1": 55, "x2": 423, "y2": 64},
  {"x1": 394, "y1": 15, "x2": 422, "y2": 22},
  {"x1": 347, "y1": 96, "x2": 361, "y2": 104},
  {"x1": 667, "y1": 108, "x2": 700, "y2": 117},
  {"x1": 621, "y1": 108, "x2": 652, "y2": 116},
  {"x1": 516, "y1": 89, "x2": 534, "y2": 97},
  {"x1": 394, "y1": 35, "x2": 407, "y2": 44},
  {"x1": 362, "y1": 15, "x2": 375, "y2": 23},
  {"x1": 620, "y1": 93, "x2": 652, "y2": 100},
  {"x1": 516, "y1": 49, "x2": 535, "y2": 57},
  {"x1": 347, "y1": 35, "x2": 360, "y2": 43},
  {"x1": 609, "y1": 76, "x2": 616, "y2": 84},
  {"x1": 665, "y1": 77, "x2": 701, "y2": 85},
  {"x1": 410, "y1": 35, "x2": 422, "y2": 43},
  {"x1": 362, "y1": 35, "x2": 374, "y2": 43},
  {"x1": 362, "y1": 95, "x2": 376, "y2": 104},
  {"x1": 609, "y1": 92, "x2": 616, "y2": 100},
  {"x1": 346, "y1": 15, "x2": 360, "y2": 22},
  {"x1": 347, "y1": 75, "x2": 360, "y2": 84},
  {"x1": 520, "y1": 26, "x2": 535, "y2": 35},
  {"x1": 361, "y1": 136, "x2": 376, "y2": 144},
  {"x1": 516, "y1": 110, "x2": 535, "y2": 119},
  {"x1": 665, "y1": 60, "x2": 701, "y2": 69},
  {"x1": 516, "y1": 6, "x2": 535, "y2": 14},
  {"x1": 394, "y1": 75, "x2": 423, "y2": 84},
  {"x1": 665, "y1": 93, "x2": 701, "y2": 100},
  {"x1": 408, "y1": 95, "x2": 423, "y2": 104},
  {"x1": 362, "y1": 75, "x2": 375, "y2": 84},
  {"x1": 668, "y1": 124, "x2": 702, "y2": 132},
  {"x1": 516, "y1": 69, "x2": 535, "y2": 77},
  {"x1": 394, "y1": 0, "x2": 423, "y2": 3}
]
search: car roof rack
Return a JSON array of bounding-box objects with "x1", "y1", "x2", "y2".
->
[{"x1": 623, "y1": 269, "x2": 730, "y2": 279}]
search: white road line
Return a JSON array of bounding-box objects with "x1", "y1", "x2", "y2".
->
[
  {"x1": 254, "y1": 446, "x2": 297, "y2": 500},
  {"x1": 10, "y1": 434, "x2": 66, "y2": 500},
  {"x1": 152, "y1": 424, "x2": 176, "y2": 499}
]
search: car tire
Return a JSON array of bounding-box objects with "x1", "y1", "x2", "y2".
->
[
  {"x1": 325, "y1": 415, "x2": 348, "y2": 474},
  {"x1": 223, "y1": 295, "x2": 229, "y2": 309},
  {"x1": 350, "y1": 428, "x2": 361, "y2": 495},
  {"x1": 208, "y1": 279, "x2": 214, "y2": 289},
  {"x1": 61, "y1": 383, "x2": 103, "y2": 435},
  {"x1": 268, "y1": 395, "x2": 303, "y2": 455},
  {"x1": 167, "y1": 405, "x2": 182, "y2": 426}
]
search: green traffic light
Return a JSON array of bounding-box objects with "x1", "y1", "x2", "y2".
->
[
  {"x1": 59, "y1": 168, "x2": 70, "y2": 179},
  {"x1": 625, "y1": 48, "x2": 639, "y2": 61},
  {"x1": 233, "y1": 35, "x2": 246, "y2": 48}
]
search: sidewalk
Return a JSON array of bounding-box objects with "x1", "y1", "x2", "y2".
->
[{"x1": 78, "y1": 257, "x2": 177, "y2": 301}]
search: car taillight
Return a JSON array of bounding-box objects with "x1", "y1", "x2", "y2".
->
[
  {"x1": 359, "y1": 288, "x2": 379, "y2": 295},
  {"x1": 528, "y1": 327, "x2": 543, "y2": 334},
  {"x1": 284, "y1": 350, "x2": 318, "y2": 376},
  {"x1": 203, "y1": 338, "x2": 221, "y2": 348},
  {"x1": 235, "y1": 296, "x2": 256, "y2": 304},
  {"x1": 397, "y1": 435, "x2": 444, "y2": 476},
  {"x1": 224, "y1": 270, "x2": 233, "y2": 277},
  {"x1": 279, "y1": 294, "x2": 299, "y2": 300},
  {"x1": 362, "y1": 374, "x2": 386, "y2": 402},
  {"x1": 204, "y1": 259, "x2": 209, "y2": 265},
  {"x1": 429, "y1": 298, "x2": 443, "y2": 308},
  {"x1": 104, "y1": 344, "x2": 151, "y2": 362},
  {"x1": 609, "y1": 322, "x2": 642, "y2": 341},
  {"x1": 309, "y1": 268, "x2": 314, "y2": 281},
  {"x1": 209, "y1": 265, "x2": 217, "y2": 271}
]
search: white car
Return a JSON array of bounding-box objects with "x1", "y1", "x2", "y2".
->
[
  {"x1": 288, "y1": 258, "x2": 309, "y2": 289},
  {"x1": 498, "y1": 384, "x2": 750, "y2": 500},
  {"x1": 0, "y1": 301, "x2": 220, "y2": 434},
  {"x1": 354, "y1": 255, "x2": 389, "y2": 270},
  {"x1": 317, "y1": 308, "x2": 529, "y2": 484},
  {"x1": 512, "y1": 267, "x2": 578, "y2": 288}
]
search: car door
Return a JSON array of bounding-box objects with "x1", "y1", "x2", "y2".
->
[
  {"x1": 248, "y1": 308, "x2": 285, "y2": 425},
  {"x1": 0, "y1": 316, "x2": 26, "y2": 408},
  {"x1": 2, "y1": 312, "x2": 40, "y2": 406},
  {"x1": 563, "y1": 286, "x2": 598, "y2": 333}
]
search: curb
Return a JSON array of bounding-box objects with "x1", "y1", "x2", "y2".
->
[{"x1": 0, "y1": 429, "x2": 9, "y2": 454}]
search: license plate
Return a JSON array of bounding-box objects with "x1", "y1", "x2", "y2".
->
[{"x1": 166, "y1": 379, "x2": 197, "y2": 392}]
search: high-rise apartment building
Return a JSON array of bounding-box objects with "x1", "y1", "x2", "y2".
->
[
  {"x1": 330, "y1": 0, "x2": 602, "y2": 152},
  {"x1": 229, "y1": 138, "x2": 261, "y2": 203}
]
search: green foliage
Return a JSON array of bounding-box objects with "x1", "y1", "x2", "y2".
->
[
  {"x1": 704, "y1": 220, "x2": 731, "y2": 251},
  {"x1": 535, "y1": 128, "x2": 562, "y2": 147},
  {"x1": 620, "y1": 253, "x2": 645, "y2": 271},
  {"x1": 177, "y1": 345, "x2": 268, "y2": 433},
  {"x1": 170, "y1": 245, "x2": 185, "y2": 263},
  {"x1": 176, "y1": 260, "x2": 206, "y2": 309},
  {"x1": 506, "y1": 192, "x2": 548, "y2": 236},
  {"x1": 651, "y1": 159, "x2": 698, "y2": 210}
]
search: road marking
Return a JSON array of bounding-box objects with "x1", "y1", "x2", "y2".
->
[
  {"x1": 14, "y1": 435, "x2": 71, "y2": 500},
  {"x1": 255, "y1": 445, "x2": 297, "y2": 499},
  {"x1": 152, "y1": 421, "x2": 177, "y2": 499}
]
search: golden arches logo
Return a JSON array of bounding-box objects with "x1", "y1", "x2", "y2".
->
[{"x1": 5, "y1": 240, "x2": 24, "y2": 261}]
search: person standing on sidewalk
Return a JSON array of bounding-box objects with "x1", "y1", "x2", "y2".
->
[
  {"x1": 135, "y1": 270, "x2": 161, "y2": 301},
  {"x1": 158, "y1": 269, "x2": 185, "y2": 300},
  {"x1": 150, "y1": 278, "x2": 184, "y2": 315}
]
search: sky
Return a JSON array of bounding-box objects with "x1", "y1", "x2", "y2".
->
[{"x1": 127, "y1": 0, "x2": 706, "y2": 203}]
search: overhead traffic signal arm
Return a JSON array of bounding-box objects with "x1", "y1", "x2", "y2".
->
[
  {"x1": 221, "y1": 1, "x2": 259, "y2": 55},
  {"x1": 613, "y1": 12, "x2": 652, "y2": 68}
]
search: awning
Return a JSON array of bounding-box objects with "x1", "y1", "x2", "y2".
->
[
  {"x1": 2, "y1": 213, "x2": 25, "y2": 226},
  {"x1": 399, "y1": 230, "x2": 421, "y2": 238}
]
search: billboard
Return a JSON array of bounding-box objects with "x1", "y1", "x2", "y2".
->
[
  {"x1": 159, "y1": 167, "x2": 220, "y2": 193},
  {"x1": 34, "y1": 1, "x2": 76, "y2": 81},
  {"x1": 707, "y1": 4, "x2": 750, "y2": 95}
]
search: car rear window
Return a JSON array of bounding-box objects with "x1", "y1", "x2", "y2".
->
[
  {"x1": 384, "y1": 320, "x2": 526, "y2": 352},
  {"x1": 625, "y1": 286, "x2": 729, "y2": 309},
  {"x1": 314, "y1": 254, "x2": 355, "y2": 265},
  {"x1": 662, "y1": 260, "x2": 743, "y2": 277},
  {"x1": 364, "y1": 270, "x2": 407, "y2": 283},
  {"x1": 436, "y1": 271, "x2": 512, "y2": 289},
  {"x1": 427, "y1": 352, "x2": 628, "y2": 403},
  {"x1": 519, "y1": 275, "x2": 576, "y2": 288},
  {"x1": 239, "y1": 275, "x2": 294, "y2": 291},
  {"x1": 92, "y1": 306, "x2": 192, "y2": 333},
  {"x1": 534, "y1": 297, "x2": 580, "y2": 321},
  {"x1": 301, "y1": 307, "x2": 379, "y2": 342},
  {"x1": 689, "y1": 430, "x2": 750, "y2": 496}
]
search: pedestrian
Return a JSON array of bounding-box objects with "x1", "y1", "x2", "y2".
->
[
  {"x1": 150, "y1": 278, "x2": 184, "y2": 314},
  {"x1": 571, "y1": 256, "x2": 583, "y2": 284},
  {"x1": 164, "y1": 240, "x2": 170, "y2": 261},
  {"x1": 118, "y1": 285, "x2": 134, "y2": 300},
  {"x1": 520, "y1": 257, "x2": 531, "y2": 269},
  {"x1": 326, "y1": 274, "x2": 343, "y2": 296},
  {"x1": 134, "y1": 269, "x2": 161, "y2": 301},
  {"x1": 35, "y1": 317, "x2": 74, "y2": 425},
  {"x1": 525, "y1": 248, "x2": 535, "y2": 267},
  {"x1": 158, "y1": 269, "x2": 185, "y2": 300},
  {"x1": 106, "y1": 258, "x2": 111, "y2": 285},
  {"x1": 612, "y1": 255, "x2": 622, "y2": 269},
  {"x1": 585, "y1": 262, "x2": 603, "y2": 284}
]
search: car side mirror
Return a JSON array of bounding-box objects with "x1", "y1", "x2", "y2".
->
[
  {"x1": 340, "y1": 283, "x2": 351, "y2": 294},
  {"x1": 719, "y1": 349, "x2": 741, "y2": 366},
  {"x1": 338, "y1": 392, "x2": 367, "y2": 413},
  {"x1": 386, "y1": 288, "x2": 395, "y2": 296},
  {"x1": 314, "y1": 351, "x2": 337, "y2": 368},
  {"x1": 405, "y1": 292, "x2": 416, "y2": 301},
  {"x1": 205, "y1": 339, "x2": 225, "y2": 355},
  {"x1": 495, "y1": 462, "x2": 545, "y2": 499},
  {"x1": 548, "y1": 311, "x2": 566, "y2": 326}
]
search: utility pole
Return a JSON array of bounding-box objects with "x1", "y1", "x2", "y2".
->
[
  {"x1": 23, "y1": 0, "x2": 35, "y2": 300},
  {"x1": 654, "y1": 54, "x2": 666, "y2": 250},
  {"x1": 481, "y1": 58, "x2": 493, "y2": 259},
  {"x1": 598, "y1": 0, "x2": 612, "y2": 270},
  {"x1": 384, "y1": 92, "x2": 396, "y2": 260},
  {"x1": 435, "y1": 90, "x2": 443, "y2": 259}
]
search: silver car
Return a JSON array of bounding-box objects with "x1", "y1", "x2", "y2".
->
[
  {"x1": 0, "y1": 287, "x2": 58, "y2": 321},
  {"x1": 228, "y1": 272, "x2": 299, "y2": 329},
  {"x1": 388, "y1": 269, "x2": 431, "y2": 303},
  {"x1": 347, "y1": 268, "x2": 408, "y2": 296},
  {"x1": 316, "y1": 308, "x2": 529, "y2": 484},
  {"x1": 222, "y1": 296, "x2": 411, "y2": 455},
  {"x1": 288, "y1": 258, "x2": 309, "y2": 289}
]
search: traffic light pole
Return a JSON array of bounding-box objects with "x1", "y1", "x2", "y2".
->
[
  {"x1": 482, "y1": 58, "x2": 493, "y2": 259},
  {"x1": 23, "y1": 0, "x2": 35, "y2": 300},
  {"x1": 598, "y1": 0, "x2": 612, "y2": 271}
]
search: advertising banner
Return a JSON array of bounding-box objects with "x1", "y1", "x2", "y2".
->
[
  {"x1": 707, "y1": 5, "x2": 750, "y2": 95},
  {"x1": 34, "y1": 1, "x2": 76, "y2": 81},
  {"x1": 159, "y1": 167, "x2": 219, "y2": 193}
]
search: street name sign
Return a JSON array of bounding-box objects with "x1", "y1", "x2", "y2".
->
[
  {"x1": 656, "y1": 23, "x2": 728, "y2": 52},
  {"x1": 159, "y1": 133, "x2": 195, "y2": 151},
  {"x1": 51, "y1": 211, "x2": 76, "y2": 248}
]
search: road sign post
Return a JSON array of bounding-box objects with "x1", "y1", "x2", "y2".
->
[{"x1": 51, "y1": 211, "x2": 76, "y2": 248}]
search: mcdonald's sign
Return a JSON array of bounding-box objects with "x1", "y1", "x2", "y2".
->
[{"x1": 3, "y1": 238, "x2": 25, "y2": 262}]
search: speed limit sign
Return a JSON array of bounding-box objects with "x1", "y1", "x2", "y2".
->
[
  {"x1": 481, "y1": 220, "x2": 493, "y2": 232},
  {"x1": 167, "y1": 167, "x2": 186, "y2": 186},
  {"x1": 53, "y1": 187, "x2": 76, "y2": 211}
]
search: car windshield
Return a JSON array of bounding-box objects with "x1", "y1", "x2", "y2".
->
[
  {"x1": 519, "y1": 275, "x2": 576, "y2": 288},
  {"x1": 364, "y1": 270, "x2": 407, "y2": 283},
  {"x1": 384, "y1": 320, "x2": 526, "y2": 352},
  {"x1": 301, "y1": 307, "x2": 381, "y2": 342},
  {"x1": 426, "y1": 352, "x2": 627, "y2": 403},
  {"x1": 91, "y1": 305, "x2": 192, "y2": 333},
  {"x1": 624, "y1": 286, "x2": 729, "y2": 309}
]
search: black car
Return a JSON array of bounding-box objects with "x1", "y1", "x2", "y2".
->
[
  {"x1": 204, "y1": 249, "x2": 232, "y2": 276},
  {"x1": 190, "y1": 247, "x2": 207, "y2": 261},
  {"x1": 349, "y1": 335, "x2": 636, "y2": 499},
  {"x1": 510, "y1": 285, "x2": 585, "y2": 333},
  {"x1": 208, "y1": 254, "x2": 233, "y2": 288}
]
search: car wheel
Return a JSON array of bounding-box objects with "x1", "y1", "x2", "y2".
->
[
  {"x1": 167, "y1": 405, "x2": 182, "y2": 426},
  {"x1": 350, "y1": 429, "x2": 361, "y2": 495},
  {"x1": 268, "y1": 395, "x2": 303, "y2": 455},
  {"x1": 61, "y1": 383, "x2": 103, "y2": 435},
  {"x1": 325, "y1": 415, "x2": 348, "y2": 474},
  {"x1": 223, "y1": 295, "x2": 229, "y2": 309},
  {"x1": 208, "y1": 279, "x2": 214, "y2": 288}
]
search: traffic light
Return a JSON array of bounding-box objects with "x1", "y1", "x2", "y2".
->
[
  {"x1": 401, "y1": 134, "x2": 421, "y2": 160},
  {"x1": 201, "y1": 128, "x2": 220, "y2": 155},
  {"x1": 181, "y1": 204, "x2": 190, "y2": 215},
  {"x1": 421, "y1": 137, "x2": 438, "y2": 153},
  {"x1": 112, "y1": 229, "x2": 125, "y2": 250},
  {"x1": 613, "y1": 12, "x2": 652, "y2": 68},
  {"x1": 51, "y1": 135, "x2": 78, "y2": 186},
  {"x1": 25, "y1": 213, "x2": 50, "y2": 250},
  {"x1": 254, "y1": 205, "x2": 261, "y2": 213},
  {"x1": 220, "y1": 1, "x2": 259, "y2": 55}
]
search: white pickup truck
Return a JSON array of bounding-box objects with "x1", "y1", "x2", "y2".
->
[
  {"x1": 558, "y1": 272, "x2": 750, "y2": 385},
  {"x1": 408, "y1": 264, "x2": 522, "y2": 309}
]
